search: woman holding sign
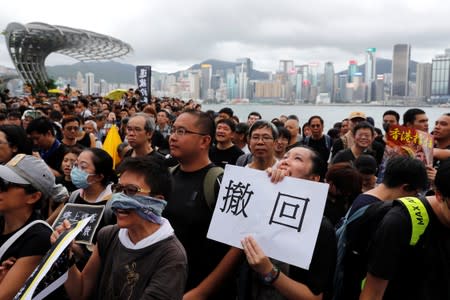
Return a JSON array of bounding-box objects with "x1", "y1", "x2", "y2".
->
[
  {"x1": 65, "y1": 148, "x2": 116, "y2": 269},
  {"x1": 52, "y1": 156, "x2": 187, "y2": 300},
  {"x1": 0, "y1": 154, "x2": 68, "y2": 299},
  {"x1": 240, "y1": 146, "x2": 337, "y2": 300}
]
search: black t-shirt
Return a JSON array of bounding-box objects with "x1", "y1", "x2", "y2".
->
[
  {"x1": 209, "y1": 145, "x2": 244, "y2": 169},
  {"x1": 290, "y1": 216, "x2": 337, "y2": 298},
  {"x1": 77, "y1": 132, "x2": 91, "y2": 148},
  {"x1": 304, "y1": 135, "x2": 331, "y2": 163},
  {"x1": 240, "y1": 217, "x2": 337, "y2": 300},
  {"x1": 123, "y1": 148, "x2": 165, "y2": 160},
  {"x1": 0, "y1": 212, "x2": 51, "y2": 261},
  {"x1": 332, "y1": 138, "x2": 345, "y2": 158},
  {"x1": 367, "y1": 200, "x2": 450, "y2": 300},
  {"x1": 56, "y1": 176, "x2": 78, "y2": 194},
  {"x1": 163, "y1": 164, "x2": 235, "y2": 299},
  {"x1": 152, "y1": 130, "x2": 169, "y2": 153},
  {"x1": 348, "y1": 194, "x2": 381, "y2": 217},
  {"x1": 0, "y1": 213, "x2": 67, "y2": 299}
]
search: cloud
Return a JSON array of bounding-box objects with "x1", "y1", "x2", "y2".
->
[{"x1": 1, "y1": 0, "x2": 450, "y2": 73}]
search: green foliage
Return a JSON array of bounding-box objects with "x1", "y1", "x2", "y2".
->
[{"x1": 28, "y1": 78, "x2": 57, "y2": 95}]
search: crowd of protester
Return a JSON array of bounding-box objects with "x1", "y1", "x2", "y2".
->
[{"x1": 0, "y1": 87, "x2": 449, "y2": 299}]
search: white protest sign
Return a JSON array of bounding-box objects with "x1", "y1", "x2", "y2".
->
[{"x1": 207, "y1": 165, "x2": 329, "y2": 270}]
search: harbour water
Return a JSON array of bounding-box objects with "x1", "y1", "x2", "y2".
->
[{"x1": 202, "y1": 104, "x2": 449, "y2": 131}]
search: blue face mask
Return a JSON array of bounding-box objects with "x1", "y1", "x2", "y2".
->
[
  {"x1": 70, "y1": 167, "x2": 93, "y2": 189},
  {"x1": 110, "y1": 192, "x2": 167, "y2": 224}
]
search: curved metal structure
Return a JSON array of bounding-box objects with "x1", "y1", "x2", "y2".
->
[{"x1": 3, "y1": 22, "x2": 132, "y2": 85}]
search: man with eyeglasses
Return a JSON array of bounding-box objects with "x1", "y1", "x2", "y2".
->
[
  {"x1": 53, "y1": 156, "x2": 188, "y2": 299},
  {"x1": 164, "y1": 110, "x2": 240, "y2": 300},
  {"x1": 357, "y1": 159, "x2": 450, "y2": 300},
  {"x1": 246, "y1": 120, "x2": 278, "y2": 170},
  {"x1": 332, "y1": 121, "x2": 376, "y2": 165},
  {"x1": 122, "y1": 113, "x2": 164, "y2": 160}
]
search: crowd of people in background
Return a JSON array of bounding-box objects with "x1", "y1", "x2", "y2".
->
[{"x1": 0, "y1": 87, "x2": 449, "y2": 299}]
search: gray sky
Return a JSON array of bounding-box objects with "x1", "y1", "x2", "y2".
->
[{"x1": 1, "y1": 0, "x2": 450, "y2": 73}]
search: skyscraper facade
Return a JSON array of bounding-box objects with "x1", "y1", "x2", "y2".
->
[
  {"x1": 365, "y1": 48, "x2": 376, "y2": 101},
  {"x1": 391, "y1": 44, "x2": 411, "y2": 97},
  {"x1": 347, "y1": 60, "x2": 358, "y2": 83},
  {"x1": 200, "y1": 64, "x2": 212, "y2": 100},
  {"x1": 323, "y1": 62, "x2": 335, "y2": 102},
  {"x1": 279, "y1": 60, "x2": 294, "y2": 73},
  {"x1": 85, "y1": 72, "x2": 95, "y2": 95},
  {"x1": 431, "y1": 54, "x2": 450, "y2": 101},
  {"x1": 416, "y1": 63, "x2": 432, "y2": 99}
]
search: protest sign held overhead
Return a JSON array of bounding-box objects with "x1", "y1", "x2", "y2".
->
[
  {"x1": 207, "y1": 165, "x2": 329, "y2": 270},
  {"x1": 385, "y1": 125, "x2": 434, "y2": 165}
]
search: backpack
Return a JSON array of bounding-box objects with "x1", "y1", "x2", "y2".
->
[
  {"x1": 169, "y1": 164, "x2": 223, "y2": 211},
  {"x1": 332, "y1": 196, "x2": 430, "y2": 300},
  {"x1": 304, "y1": 134, "x2": 332, "y2": 151}
]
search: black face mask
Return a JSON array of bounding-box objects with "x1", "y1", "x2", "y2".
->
[{"x1": 383, "y1": 122, "x2": 390, "y2": 133}]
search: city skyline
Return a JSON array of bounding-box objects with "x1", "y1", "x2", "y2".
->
[{"x1": 1, "y1": 0, "x2": 450, "y2": 73}]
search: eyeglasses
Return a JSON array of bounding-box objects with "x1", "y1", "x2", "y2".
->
[
  {"x1": 65, "y1": 126, "x2": 79, "y2": 131},
  {"x1": 170, "y1": 127, "x2": 207, "y2": 136},
  {"x1": 112, "y1": 183, "x2": 151, "y2": 196},
  {"x1": 0, "y1": 177, "x2": 35, "y2": 193},
  {"x1": 250, "y1": 135, "x2": 274, "y2": 143},
  {"x1": 310, "y1": 124, "x2": 321, "y2": 128}
]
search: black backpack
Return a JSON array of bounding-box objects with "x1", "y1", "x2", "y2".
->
[{"x1": 333, "y1": 196, "x2": 431, "y2": 300}]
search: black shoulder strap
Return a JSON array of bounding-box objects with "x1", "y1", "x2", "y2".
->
[{"x1": 203, "y1": 166, "x2": 224, "y2": 211}]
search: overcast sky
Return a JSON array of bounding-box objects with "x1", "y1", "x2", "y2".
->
[{"x1": 1, "y1": 0, "x2": 450, "y2": 73}]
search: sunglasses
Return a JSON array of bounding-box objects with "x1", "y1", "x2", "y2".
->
[
  {"x1": 0, "y1": 177, "x2": 35, "y2": 193},
  {"x1": 111, "y1": 183, "x2": 151, "y2": 196}
]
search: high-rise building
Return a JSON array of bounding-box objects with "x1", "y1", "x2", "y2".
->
[
  {"x1": 391, "y1": 44, "x2": 411, "y2": 97},
  {"x1": 279, "y1": 60, "x2": 294, "y2": 73},
  {"x1": 347, "y1": 60, "x2": 358, "y2": 83},
  {"x1": 375, "y1": 74, "x2": 385, "y2": 101},
  {"x1": 308, "y1": 62, "x2": 320, "y2": 87},
  {"x1": 188, "y1": 71, "x2": 200, "y2": 99},
  {"x1": 416, "y1": 63, "x2": 432, "y2": 99},
  {"x1": 365, "y1": 48, "x2": 376, "y2": 102},
  {"x1": 200, "y1": 64, "x2": 212, "y2": 100},
  {"x1": 237, "y1": 71, "x2": 248, "y2": 99},
  {"x1": 431, "y1": 53, "x2": 450, "y2": 102},
  {"x1": 226, "y1": 73, "x2": 237, "y2": 100},
  {"x1": 99, "y1": 79, "x2": 108, "y2": 96},
  {"x1": 323, "y1": 62, "x2": 335, "y2": 102},
  {"x1": 85, "y1": 72, "x2": 95, "y2": 95},
  {"x1": 337, "y1": 74, "x2": 348, "y2": 102},
  {"x1": 236, "y1": 58, "x2": 253, "y2": 77},
  {"x1": 76, "y1": 71, "x2": 84, "y2": 91}
]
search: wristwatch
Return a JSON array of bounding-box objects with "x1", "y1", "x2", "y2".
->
[{"x1": 260, "y1": 265, "x2": 281, "y2": 285}]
